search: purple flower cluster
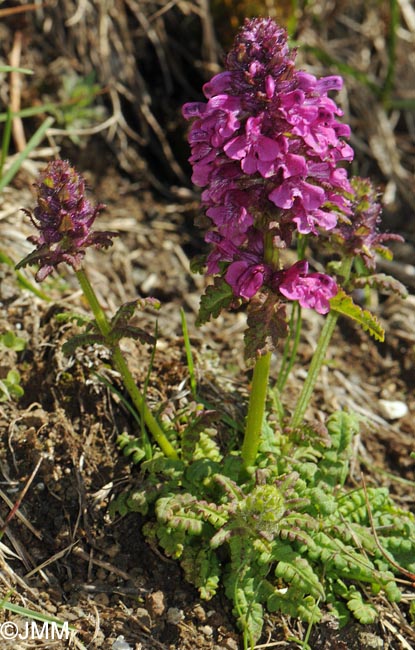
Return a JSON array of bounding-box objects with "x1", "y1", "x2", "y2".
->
[
  {"x1": 183, "y1": 18, "x2": 355, "y2": 314},
  {"x1": 18, "y1": 160, "x2": 116, "y2": 281}
]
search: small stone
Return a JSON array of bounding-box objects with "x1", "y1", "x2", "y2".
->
[
  {"x1": 193, "y1": 604, "x2": 207, "y2": 622},
  {"x1": 135, "y1": 607, "x2": 151, "y2": 628},
  {"x1": 94, "y1": 592, "x2": 110, "y2": 606},
  {"x1": 112, "y1": 636, "x2": 133, "y2": 650},
  {"x1": 145, "y1": 590, "x2": 165, "y2": 617},
  {"x1": 223, "y1": 638, "x2": 239, "y2": 650},
  {"x1": 106, "y1": 543, "x2": 121, "y2": 558},
  {"x1": 201, "y1": 625, "x2": 213, "y2": 636},
  {"x1": 358, "y1": 632, "x2": 383, "y2": 649},
  {"x1": 378, "y1": 399, "x2": 408, "y2": 420},
  {"x1": 166, "y1": 607, "x2": 184, "y2": 625}
]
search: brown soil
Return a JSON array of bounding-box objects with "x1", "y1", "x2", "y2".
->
[{"x1": 0, "y1": 2, "x2": 414, "y2": 649}]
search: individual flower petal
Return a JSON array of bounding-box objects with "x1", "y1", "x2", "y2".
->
[{"x1": 226, "y1": 260, "x2": 267, "y2": 299}]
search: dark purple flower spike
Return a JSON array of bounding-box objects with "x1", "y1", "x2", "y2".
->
[{"x1": 17, "y1": 160, "x2": 116, "y2": 281}]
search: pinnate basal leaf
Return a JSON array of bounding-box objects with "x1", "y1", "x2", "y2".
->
[
  {"x1": 108, "y1": 325, "x2": 155, "y2": 346},
  {"x1": 180, "y1": 547, "x2": 221, "y2": 600},
  {"x1": 346, "y1": 589, "x2": 378, "y2": 624},
  {"x1": 274, "y1": 556, "x2": 325, "y2": 601},
  {"x1": 329, "y1": 289, "x2": 384, "y2": 341}
]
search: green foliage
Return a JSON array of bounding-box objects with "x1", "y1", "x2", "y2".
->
[
  {"x1": 0, "y1": 116, "x2": 54, "y2": 194},
  {"x1": 0, "y1": 64, "x2": 55, "y2": 194},
  {"x1": 0, "y1": 251, "x2": 51, "y2": 300},
  {"x1": 330, "y1": 290, "x2": 384, "y2": 341},
  {"x1": 50, "y1": 72, "x2": 106, "y2": 145},
  {"x1": 61, "y1": 297, "x2": 159, "y2": 355},
  {"x1": 0, "y1": 369, "x2": 24, "y2": 402},
  {"x1": 117, "y1": 432, "x2": 146, "y2": 464},
  {"x1": 196, "y1": 276, "x2": 235, "y2": 325},
  {"x1": 0, "y1": 329, "x2": 26, "y2": 402},
  {"x1": 112, "y1": 410, "x2": 415, "y2": 649},
  {"x1": 0, "y1": 330, "x2": 26, "y2": 352}
]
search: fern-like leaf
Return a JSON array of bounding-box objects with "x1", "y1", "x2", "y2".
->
[
  {"x1": 155, "y1": 494, "x2": 203, "y2": 534},
  {"x1": 180, "y1": 546, "x2": 221, "y2": 600},
  {"x1": 353, "y1": 273, "x2": 408, "y2": 298},
  {"x1": 274, "y1": 556, "x2": 325, "y2": 601},
  {"x1": 330, "y1": 289, "x2": 384, "y2": 341},
  {"x1": 62, "y1": 332, "x2": 105, "y2": 355},
  {"x1": 110, "y1": 297, "x2": 160, "y2": 329},
  {"x1": 346, "y1": 588, "x2": 378, "y2": 624}
]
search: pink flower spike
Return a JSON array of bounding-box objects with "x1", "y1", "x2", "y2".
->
[{"x1": 182, "y1": 16, "x2": 355, "y2": 315}]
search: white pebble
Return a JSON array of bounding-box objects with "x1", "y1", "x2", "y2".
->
[
  {"x1": 112, "y1": 636, "x2": 133, "y2": 650},
  {"x1": 378, "y1": 399, "x2": 408, "y2": 420}
]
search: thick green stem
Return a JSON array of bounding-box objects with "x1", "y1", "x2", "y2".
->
[
  {"x1": 241, "y1": 351, "x2": 271, "y2": 467},
  {"x1": 75, "y1": 269, "x2": 178, "y2": 460},
  {"x1": 240, "y1": 231, "x2": 280, "y2": 468},
  {"x1": 290, "y1": 257, "x2": 353, "y2": 429}
]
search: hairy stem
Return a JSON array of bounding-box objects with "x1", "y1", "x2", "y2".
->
[
  {"x1": 240, "y1": 231, "x2": 281, "y2": 468},
  {"x1": 241, "y1": 351, "x2": 271, "y2": 467},
  {"x1": 75, "y1": 268, "x2": 178, "y2": 460}
]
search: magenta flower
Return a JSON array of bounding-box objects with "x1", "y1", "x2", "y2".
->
[
  {"x1": 183, "y1": 17, "x2": 356, "y2": 336},
  {"x1": 226, "y1": 260, "x2": 269, "y2": 300},
  {"x1": 224, "y1": 114, "x2": 284, "y2": 177},
  {"x1": 183, "y1": 18, "x2": 353, "y2": 253},
  {"x1": 17, "y1": 160, "x2": 116, "y2": 281},
  {"x1": 273, "y1": 261, "x2": 338, "y2": 314}
]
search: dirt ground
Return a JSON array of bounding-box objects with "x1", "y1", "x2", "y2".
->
[{"x1": 0, "y1": 2, "x2": 415, "y2": 649}]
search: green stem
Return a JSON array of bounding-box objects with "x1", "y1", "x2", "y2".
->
[
  {"x1": 290, "y1": 257, "x2": 353, "y2": 429},
  {"x1": 240, "y1": 231, "x2": 280, "y2": 468},
  {"x1": 76, "y1": 268, "x2": 111, "y2": 337},
  {"x1": 276, "y1": 301, "x2": 302, "y2": 393},
  {"x1": 111, "y1": 347, "x2": 178, "y2": 459},
  {"x1": 75, "y1": 269, "x2": 178, "y2": 460},
  {"x1": 290, "y1": 309, "x2": 339, "y2": 429},
  {"x1": 241, "y1": 351, "x2": 271, "y2": 468},
  {"x1": 241, "y1": 233, "x2": 286, "y2": 467}
]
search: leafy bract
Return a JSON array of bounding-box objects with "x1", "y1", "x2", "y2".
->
[{"x1": 330, "y1": 289, "x2": 384, "y2": 341}]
